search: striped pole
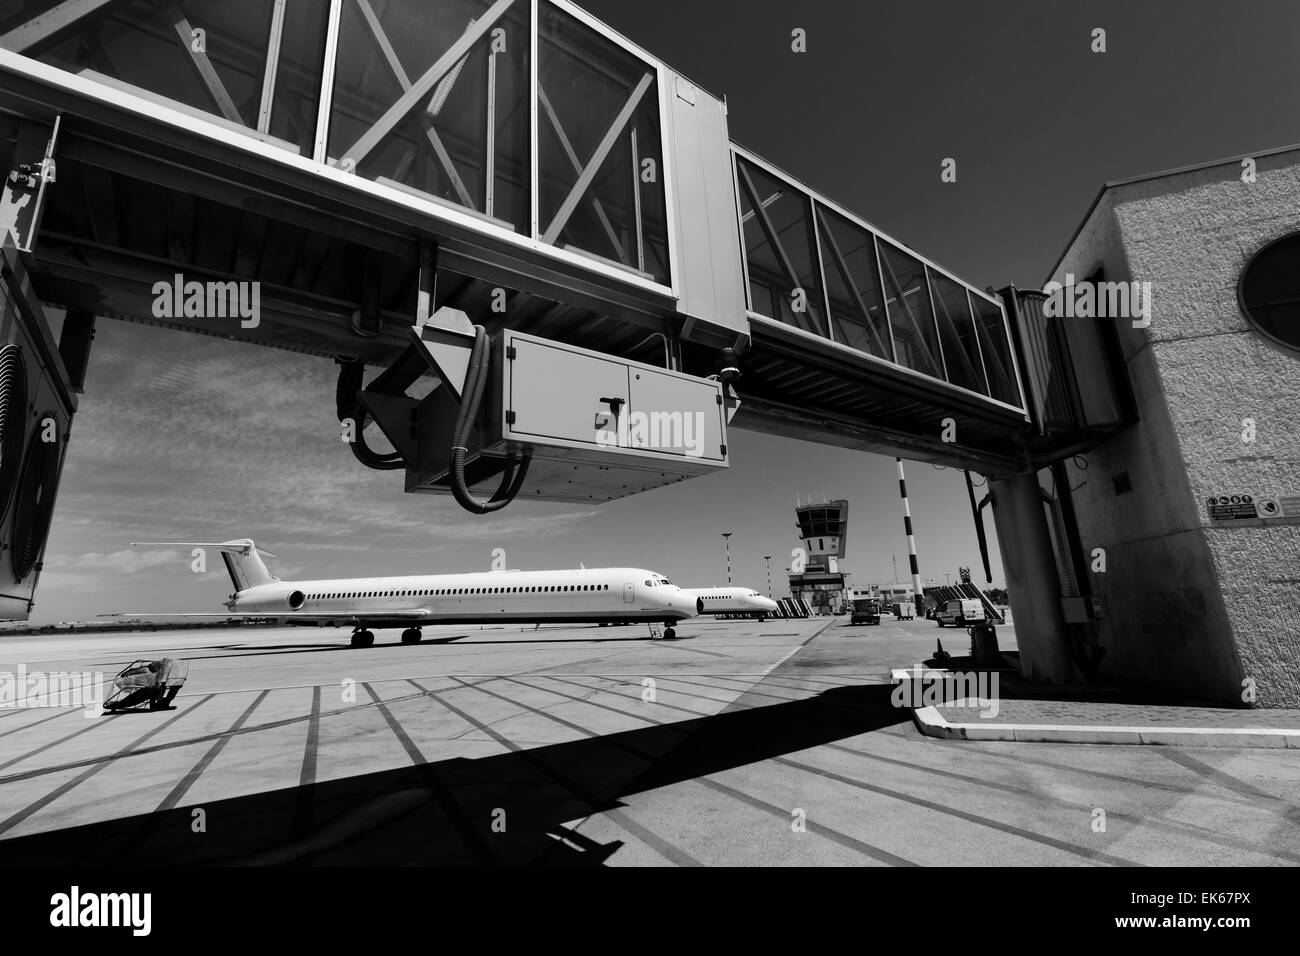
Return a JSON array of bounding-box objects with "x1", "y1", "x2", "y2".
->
[{"x1": 896, "y1": 458, "x2": 923, "y2": 610}]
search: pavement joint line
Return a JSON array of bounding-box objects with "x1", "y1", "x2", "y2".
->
[
  {"x1": 815, "y1": 739, "x2": 1300, "y2": 865},
  {"x1": 912, "y1": 703, "x2": 1300, "y2": 748},
  {"x1": 411, "y1": 679, "x2": 706, "y2": 866},
  {"x1": 0, "y1": 685, "x2": 438, "y2": 787},
  {"x1": 691, "y1": 774, "x2": 920, "y2": 867},
  {"x1": 289, "y1": 685, "x2": 323, "y2": 849},
  {"x1": 452, "y1": 675, "x2": 657, "y2": 749},
  {"x1": 542, "y1": 674, "x2": 716, "y2": 719},
  {"x1": 409, "y1": 677, "x2": 543, "y2": 742},
  {"x1": 768, "y1": 753, "x2": 1145, "y2": 867},
  {"x1": 644, "y1": 641, "x2": 733, "y2": 658},
  {"x1": 482, "y1": 678, "x2": 916, "y2": 866},
  {"x1": 758, "y1": 617, "x2": 838, "y2": 677},
  {"x1": 1152, "y1": 748, "x2": 1298, "y2": 806},
  {"x1": 659, "y1": 675, "x2": 885, "y2": 725},
  {"x1": 0, "y1": 694, "x2": 217, "y2": 838},
  {"x1": 153, "y1": 673, "x2": 891, "y2": 697},
  {"x1": 0, "y1": 704, "x2": 111, "y2": 772},
  {"x1": 564, "y1": 675, "x2": 746, "y2": 710},
  {"x1": 873, "y1": 718, "x2": 1294, "y2": 809},
  {"x1": 153, "y1": 690, "x2": 270, "y2": 813},
  {"x1": 0, "y1": 706, "x2": 82, "y2": 738},
  {"x1": 359, "y1": 681, "x2": 497, "y2": 865}
]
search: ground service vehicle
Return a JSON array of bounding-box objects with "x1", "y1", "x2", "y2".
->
[
  {"x1": 935, "y1": 599, "x2": 985, "y2": 628},
  {"x1": 851, "y1": 597, "x2": 882, "y2": 625},
  {"x1": 103, "y1": 659, "x2": 190, "y2": 711}
]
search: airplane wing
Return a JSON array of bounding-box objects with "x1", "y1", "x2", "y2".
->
[{"x1": 115, "y1": 610, "x2": 433, "y2": 622}]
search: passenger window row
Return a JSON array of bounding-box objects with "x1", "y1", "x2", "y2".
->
[{"x1": 305, "y1": 585, "x2": 613, "y2": 600}]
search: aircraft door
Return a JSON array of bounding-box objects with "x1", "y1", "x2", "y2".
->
[{"x1": 623, "y1": 582, "x2": 634, "y2": 603}]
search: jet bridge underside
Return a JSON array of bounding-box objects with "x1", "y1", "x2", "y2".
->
[{"x1": 729, "y1": 322, "x2": 1028, "y2": 475}]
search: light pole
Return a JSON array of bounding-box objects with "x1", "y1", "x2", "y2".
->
[
  {"x1": 944, "y1": 572, "x2": 952, "y2": 587},
  {"x1": 721, "y1": 532, "x2": 733, "y2": 585},
  {"x1": 764, "y1": 554, "x2": 772, "y2": 597}
]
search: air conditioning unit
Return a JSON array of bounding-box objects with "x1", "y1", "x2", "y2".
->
[
  {"x1": 360, "y1": 325, "x2": 730, "y2": 504},
  {"x1": 0, "y1": 232, "x2": 77, "y2": 619}
]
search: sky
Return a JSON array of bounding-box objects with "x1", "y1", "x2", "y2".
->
[{"x1": 31, "y1": 0, "x2": 1300, "y2": 623}]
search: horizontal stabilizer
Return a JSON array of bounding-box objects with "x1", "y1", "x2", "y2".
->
[{"x1": 131, "y1": 540, "x2": 277, "y2": 558}]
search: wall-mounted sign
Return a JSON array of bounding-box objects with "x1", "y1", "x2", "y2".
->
[
  {"x1": 1206, "y1": 494, "x2": 1257, "y2": 520},
  {"x1": 1207, "y1": 493, "x2": 1300, "y2": 522}
]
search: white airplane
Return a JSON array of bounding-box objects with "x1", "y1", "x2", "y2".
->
[
  {"x1": 682, "y1": 587, "x2": 780, "y2": 620},
  {"x1": 128, "y1": 539, "x2": 700, "y2": 647}
]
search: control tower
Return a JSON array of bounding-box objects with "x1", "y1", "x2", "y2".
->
[{"x1": 788, "y1": 498, "x2": 851, "y2": 612}]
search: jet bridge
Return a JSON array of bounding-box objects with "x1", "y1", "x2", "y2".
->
[
  {"x1": 0, "y1": 0, "x2": 1136, "y2": 657},
  {"x1": 0, "y1": 0, "x2": 1032, "y2": 472}
]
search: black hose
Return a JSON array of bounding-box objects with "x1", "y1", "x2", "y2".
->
[
  {"x1": 964, "y1": 469, "x2": 993, "y2": 584},
  {"x1": 334, "y1": 357, "x2": 403, "y2": 470},
  {"x1": 449, "y1": 326, "x2": 531, "y2": 514},
  {"x1": 0, "y1": 344, "x2": 28, "y2": 516}
]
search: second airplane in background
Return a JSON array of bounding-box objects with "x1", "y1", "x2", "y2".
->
[{"x1": 682, "y1": 587, "x2": 780, "y2": 620}]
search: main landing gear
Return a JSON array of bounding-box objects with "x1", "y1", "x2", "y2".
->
[
  {"x1": 350, "y1": 629, "x2": 375, "y2": 648},
  {"x1": 662, "y1": 626, "x2": 676, "y2": 640},
  {"x1": 400, "y1": 627, "x2": 423, "y2": 645}
]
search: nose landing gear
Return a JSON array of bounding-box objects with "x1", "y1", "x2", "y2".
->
[{"x1": 400, "y1": 627, "x2": 423, "y2": 645}]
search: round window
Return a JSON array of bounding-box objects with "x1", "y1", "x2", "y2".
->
[{"x1": 1238, "y1": 231, "x2": 1300, "y2": 353}]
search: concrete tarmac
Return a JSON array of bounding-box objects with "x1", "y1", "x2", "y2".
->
[{"x1": 0, "y1": 615, "x2": 1297, "y2": 866}]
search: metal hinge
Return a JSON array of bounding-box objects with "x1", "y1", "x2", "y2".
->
[
  {"x1": 8, "y1": 159, "x2": 55, "y2": 189},
  {"x1": 505, "y1": 345, "x2": 516, "y2": 360},
  {"x1": 506, "y1": 410, "x2": 516, "y2": 425}
]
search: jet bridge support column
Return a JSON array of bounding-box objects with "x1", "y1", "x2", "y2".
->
[{"x1": 988, "y1": 473, "x2": 1077, "y2": 684}]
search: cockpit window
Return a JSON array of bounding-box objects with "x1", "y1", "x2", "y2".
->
[{"x1": 644, "y1": 579, "x2": 654, "y2": 587}]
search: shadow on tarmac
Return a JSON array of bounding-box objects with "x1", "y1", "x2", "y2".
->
[{"x1": 0, "y1": 684, "x2": 906, "y2": 866}]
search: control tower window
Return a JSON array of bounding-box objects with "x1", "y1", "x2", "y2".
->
[{"x1": 1240, "y1": 231, "x2": 1300, "y2": 354}]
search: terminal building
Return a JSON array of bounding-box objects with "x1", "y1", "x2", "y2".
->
[
  {"x1": 0, "y1": 1, "x2": 1294, "y2": 705},
  {"x1": 1028, "y1": 148, "x2": 1300, "y2": 707}
]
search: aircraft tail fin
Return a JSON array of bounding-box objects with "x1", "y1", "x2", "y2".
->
[{"x1": 130, "y1": 538, "x2": 278, "y2": 592}]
